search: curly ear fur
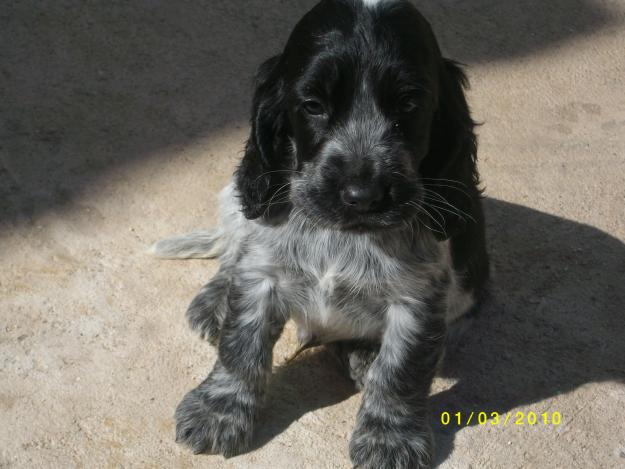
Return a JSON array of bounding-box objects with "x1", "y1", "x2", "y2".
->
[
  {"x1": 235, "y1": 55, "x2": 293, "y2": 224},
  {"x1": 420, "y1": 59, "x2": 482, "y2": 240},
  {"x1": 421, "y1": 59, "x2": 489, "y2": 289}
]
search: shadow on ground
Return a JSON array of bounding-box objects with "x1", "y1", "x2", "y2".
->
[
  {"x1": 415, "y1": 0, "x2": 617, "y2": 63},
  {"x1": 246, "y1": 198, "x2": 625, "y2": 465},
  {"x1": 251, "y1": 347, "x2": 356, "y2": 451},
  {"x1": 0, "y1": 0, "x2": 618, "y2": 232},
  {"x1": 430, "y1": 198, "x2": 625, "y2": 465}
]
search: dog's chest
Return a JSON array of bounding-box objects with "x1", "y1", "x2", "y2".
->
[
  {"x1": 287, "y1": 263, "x2": 387, "y2": 344},
  {"x1": 277, "y1": 233, "x2": 404, "y2": 344}
]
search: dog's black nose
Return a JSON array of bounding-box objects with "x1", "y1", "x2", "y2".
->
[{"x1": 341, "y1": 184, "x2": 384, "y2": 213}]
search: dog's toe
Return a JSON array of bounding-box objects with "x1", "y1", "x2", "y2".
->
[{"x1": 175, "y1": 384, "x2": 254, "y2": 457}]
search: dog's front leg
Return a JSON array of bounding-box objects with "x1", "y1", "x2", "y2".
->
[
  {"x1": 175, "y1": 273, "x2": 286, "y2": 456},
  {"x1": 349, "y1": 302, "x2": 446, "y2": 469}
]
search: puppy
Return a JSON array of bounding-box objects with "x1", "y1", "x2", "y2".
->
[{"x1": 153, "y1": 1, "x2": 489, "y2": 467}]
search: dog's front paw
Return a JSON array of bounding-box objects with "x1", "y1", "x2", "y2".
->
[
  {"x1": 175, "y1": 379, "x2": 255, "y2": 456},
  {"x1": 349, "y1": 414, "x2": 433, "y2": 469}
]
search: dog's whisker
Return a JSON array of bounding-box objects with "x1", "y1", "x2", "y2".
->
[
  {"x1": 422, "y1": 192, "x2": 476, "y2": 223},
  {"x1": 421, "y1": 202, "x2": 447, "y2": 227},
  {"x1": 260, "y1": 182, "x2": 292, "y2": 217},
  {"x1": 408, "y1": 197, "x2": 470, "y2": 229},
  {"x1": 391, "y1": 171, "x2": 414, "y2": 181},
  {"x1": 423, "y1": 183, "x2": 472, "y2": 199},
  {"x1": 420, "y1": 177, "x2": 468, "y2": 188},
  {"x1": 408, "y1": 202, "x2": 447, "y2": 237},
  {"x1": 416, "y1": 217, "x2": 445, "y2": 237},
  {"x1": 253, "y1": 169, "x2": 303, "y2": 184},
  {"x1": 422, "y1": 194, "x2": 465, "y2": 215},
  {"x1": 422, "y1": 189, "x2": 472, "y2": 214},
  {"x1": 408, "y1": 202, "x2": 447, "y2": 235},
  {"x1": 423, "y1": 203, "x2": 465, "y2": 224},
  {"x1": 263, "y1": 195, "x2": 291, "y2": 206}
]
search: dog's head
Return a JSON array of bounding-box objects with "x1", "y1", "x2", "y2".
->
[{"x1": 235, "y1": 0, "x2": 479, "y2": 237}]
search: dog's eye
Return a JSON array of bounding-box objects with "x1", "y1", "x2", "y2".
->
[
  {"x1": 398, "y1": 99, "x2": 420, "y2": 114},
  {"x1": 302, "y1": 100, "x2": 326, "y2": 116}
]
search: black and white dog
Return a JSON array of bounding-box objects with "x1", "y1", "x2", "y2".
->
[{"x1": 153, "y1": 0, "x2": 489, "y2": 467}]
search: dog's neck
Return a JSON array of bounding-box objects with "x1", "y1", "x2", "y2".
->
[{"x1": 260, "y1": 208, "x2": 441, "y2": 266}]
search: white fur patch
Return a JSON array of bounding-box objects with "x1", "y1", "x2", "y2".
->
[
  {"x1": 380, "y1": 304, "x2": 422, "y2": 368},
  {"x1": 362, "y1": 0, "x2": 395, "y2": 8}
]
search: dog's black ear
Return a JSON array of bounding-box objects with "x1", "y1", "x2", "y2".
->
[
  {"x1": 421, "y1": 59, "x2": 482, "y2": 240},
  {"x1": 235, "y1": 55, "x2": 292, "y2": 224}
]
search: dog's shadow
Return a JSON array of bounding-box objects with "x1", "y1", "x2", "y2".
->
[
  {"x1": 430, "y1": 198, "x2": 625, "y2": 464},
  {"x1": 250, "y1": 198, "x2": 625, "y2": 465},
  {"x1": 250, "y1": 346, "x2": 356, "y2": 451}
]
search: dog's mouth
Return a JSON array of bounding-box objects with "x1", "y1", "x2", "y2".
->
[
  {"x1": 334, "y1": 214, "x2": 406, "y2": 232},
  {"x1": 335, "y1": 190, "x2": 424, "y2": 232},
  {"x1": 291, "y1": 176, "x2": 423, "y2": 232},
  {"x1": 298, "y1": 203, "x2": 417, "y2": 233}
]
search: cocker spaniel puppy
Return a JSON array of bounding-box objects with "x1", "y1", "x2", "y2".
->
[{"x1": 152, "y1": 0, "x2": 489, "y2": 467}]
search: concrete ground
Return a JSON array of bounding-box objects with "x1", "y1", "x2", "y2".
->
[{"x1": 1, "y1": 0, "x2": 624, "y2": 467}]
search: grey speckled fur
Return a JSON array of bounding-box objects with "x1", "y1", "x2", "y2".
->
[{"x1": 153, "y1": 182, "x2": 474, "y2": 466}]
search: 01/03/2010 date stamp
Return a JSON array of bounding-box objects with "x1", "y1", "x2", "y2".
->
[{"x1": 440, "y1": 411, "x2": 562, "y2": 427}]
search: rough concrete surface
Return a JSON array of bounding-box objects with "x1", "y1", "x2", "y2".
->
[{"x1": 1, "y1": 1, "x2": 624, "y2": 468}]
